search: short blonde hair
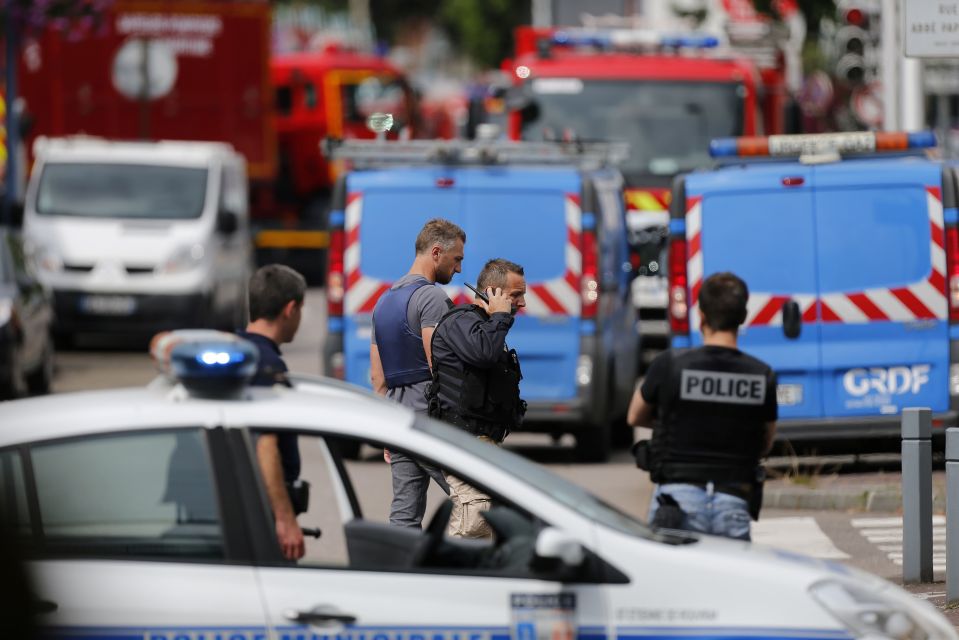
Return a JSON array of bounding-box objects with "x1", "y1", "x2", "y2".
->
[{"x1": 414, "y1": 218, "x2": 466, "y2": 254}]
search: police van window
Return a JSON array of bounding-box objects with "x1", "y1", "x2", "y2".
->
[
  {"x1": 814, "y1": 185, "x2": 932, "y2": 292},
  {"x1": 28, "y1": 429, "x2": 224, "y2": 559},
  {"x1": 0, "y1": 449, "x2": 31, "y2": 538}
]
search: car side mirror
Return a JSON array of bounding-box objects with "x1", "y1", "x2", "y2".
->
[
  {"x1": 216, "y1": 209, "x2": 239, "y2": 235},
  {"x1": 782, "y1": 299, "x2": 801, "y2": 339},
  {"x1": 534, "y1": 527, "x2": 584, "y2": 568}
]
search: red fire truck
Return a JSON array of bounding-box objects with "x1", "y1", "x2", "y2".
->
[
  {"x1": 16, "y1": 0, "x2": 416, "y2": 281},
  {"x1": 506, "y1": 8, "x2": 799, "y2": 364}
]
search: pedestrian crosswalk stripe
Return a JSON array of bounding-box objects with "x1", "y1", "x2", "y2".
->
[
  {"x1": 851, "y1": 516, "x2": 946, "y2": 528},
  {"x1": 850, "y1": 516, "x2": 946, "y2": 572}
]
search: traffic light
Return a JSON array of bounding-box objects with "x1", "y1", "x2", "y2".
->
[{"x1": 834, "y1": 0, "x2": 880, "y2": 86}]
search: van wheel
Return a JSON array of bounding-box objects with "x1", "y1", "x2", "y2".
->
[{"x1": 575, "y1": 424, "x2": 610, "y2": 463}]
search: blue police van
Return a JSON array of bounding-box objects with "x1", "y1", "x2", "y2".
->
[
  {"x1": 323, "y1": 138, "x2": 639, "y2": 461},
  {"x1": 668, "y1": 131, "x2": 958, "y2": 442}
]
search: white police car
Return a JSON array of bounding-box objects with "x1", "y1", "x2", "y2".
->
[{"x1": 0, "y1": 331, "x2": 954, "y2": 640}]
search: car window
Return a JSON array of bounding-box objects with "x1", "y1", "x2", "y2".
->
[
  {"x1": 36, "y1": 163, "x2": 209, "y2": 220},
  {"x1": 253, "y1": 430, "x2": 550, "y2": 578},
  {"x1": 24, "y1": 429, "x2": 224, "y2": 559},
  {"x1": 414, "y1": 417, "x2": 654, "y2": 539}
]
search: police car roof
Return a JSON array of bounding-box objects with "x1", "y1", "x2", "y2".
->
[{"x1": 0, "y1": 375, "x2": 414, "y2": 448}]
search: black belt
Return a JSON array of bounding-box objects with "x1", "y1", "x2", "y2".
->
[{"x1": 440, "y1": 411, "x2": 509, "y2": 442}]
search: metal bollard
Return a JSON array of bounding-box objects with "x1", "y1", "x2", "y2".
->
[
  {"x1": 948, "y1": 428, "x2": 959, "y2": 604},
  {"x1": 902, "y1": 407, "x2": 933, "y2": 584}
]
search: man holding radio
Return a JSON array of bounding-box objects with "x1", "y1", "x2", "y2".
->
[{"x1": 426, "y1": 258, "x2": 528, "y2": 539}]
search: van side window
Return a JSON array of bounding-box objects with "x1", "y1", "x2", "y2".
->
[{"x1": 13, "y1": 429, "x2": 225, "y2": 560}]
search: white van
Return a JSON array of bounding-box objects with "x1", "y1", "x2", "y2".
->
[{"x1": 22, "y1": 137, "x2": 252, "y2": 342}]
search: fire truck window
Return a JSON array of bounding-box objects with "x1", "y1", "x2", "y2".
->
[
  {"x1": 303, "y1": 83, "x2": 318, "y2": 110},
  {"x1": 276, "y1": 86, "x2": 293, "y2": 116}
]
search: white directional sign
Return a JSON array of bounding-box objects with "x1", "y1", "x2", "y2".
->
[{"x1": 904, "y1": 0, "x2": 959, "y2": 57}]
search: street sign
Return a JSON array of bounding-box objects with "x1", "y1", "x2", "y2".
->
[{"x1": 904, "y1": 0, "x2": 959, "y2": 57}]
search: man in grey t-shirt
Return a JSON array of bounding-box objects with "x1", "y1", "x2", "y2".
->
[{"x1": 370, "y1": 218, "x2": 465, "y2": 528}]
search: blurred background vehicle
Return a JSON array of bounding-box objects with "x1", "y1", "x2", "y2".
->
[
  {"x1": 324, "y1": 136, "x2": 637, "y2": 461},
  {"x1": 0, "y1": 225, "x2": 54, "y2": 400},
  {"x1": 22, "y1": 137, "x2": 251, "y2": 345}
]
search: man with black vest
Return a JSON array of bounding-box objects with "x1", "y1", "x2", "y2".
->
[
  {"x1": 427, "y1": 258, "x2": 527, "y2": 538},
  {"x1": 370, "y1": 218, "x2": 464, "y2": 528},
  {"x1": 627, "y1": 271, "x2": 777, "y2": 540}
]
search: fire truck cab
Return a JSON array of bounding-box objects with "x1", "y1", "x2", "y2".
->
[{"x1": 506, "y1": 21, "x2": 794, "y2": 368}]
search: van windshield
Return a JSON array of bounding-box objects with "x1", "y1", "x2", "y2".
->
[
  {"x1": 521, "y1": 79, "x2": 743, "y2": 179},
  {"x1": 36, "y1": 163, "x2": 208, "y2": 219}
]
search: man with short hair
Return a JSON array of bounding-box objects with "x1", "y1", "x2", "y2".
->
[
  {"x1": 370, "y1": 218, "x2": 465, "y2": 528},
  {"x1": 627, "y1": 271, "x2": 777, "y2": 541},
  {"x1": 237, "y1": 264, "x2": 308, "y2": 559},
  {"x1": 427, "y1": 258, "x2": 527, "y2": 538}
]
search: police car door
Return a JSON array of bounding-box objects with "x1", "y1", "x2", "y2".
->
[
  {"x1": 249, "y1": 428, "x2": 608, "y2": 640},
  {"x1": 812, "y1": 159, "x2": 949, "y2": 420},
  {"x1": 2, "y1": 425, "x2": 269, "y2": 639},
  {"x1": 684, "y1": 164, "x2": 823, "y2": 420}
]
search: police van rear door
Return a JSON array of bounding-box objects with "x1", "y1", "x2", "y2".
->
[
  {"x1": 341, "y1": 168, "x2": 464, "y2": 389},
  {"x1": 812, "y1": 159, "x2": 949, "y2": 419},
  {"x1": 685, "y1": 163, "x2": 823, "y2": 420},
  {"x1": 461, "y1": 167, "x2": 583, "y2": 403}
]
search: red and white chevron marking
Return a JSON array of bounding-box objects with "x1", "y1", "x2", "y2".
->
[
  {"x1": 342, "y1": 192, "x2": 584, "y2": 317},
  {"x1": 687, "y1": 186, "x2": 947, "y2": 328}
]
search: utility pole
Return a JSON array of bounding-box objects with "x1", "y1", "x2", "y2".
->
[
  {"x1": 880, "y1": 0, "x2": 899, "y2": 130},
  {"x1": 532, "y1": 0, "x2": 552, "y2": 28}
]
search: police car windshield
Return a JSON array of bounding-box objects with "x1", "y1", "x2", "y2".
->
[
  {"x1": 36, "y1": 163, "x2": 208, "y2": 219},
  {"x1": 414, "y1": 416, "x2": 654, "y2": 539},
  {"x1": 521, "y1": 79, "x2": 743, "y2": 178}
]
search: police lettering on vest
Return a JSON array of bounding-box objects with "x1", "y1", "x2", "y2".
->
[{"x1": 680, "y1": 370, "x2": 766, "y2": 405}]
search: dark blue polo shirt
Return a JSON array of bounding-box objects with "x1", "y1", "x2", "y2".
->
[{"x1": 236, "y1": 330, "x2": 301, "y2": 482}]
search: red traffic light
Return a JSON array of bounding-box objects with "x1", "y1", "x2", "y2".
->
[{"x1": 844, "y1": 7, "x2": 866, "y2": 27}]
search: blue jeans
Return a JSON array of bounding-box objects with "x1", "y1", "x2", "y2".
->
[{"x1": 648, "y1": 483, "x2": 752, "y2": 541}]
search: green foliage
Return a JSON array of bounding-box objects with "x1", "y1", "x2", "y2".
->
[{"x1": 440, "y1": 0, "x2": 530, "y2": 68}]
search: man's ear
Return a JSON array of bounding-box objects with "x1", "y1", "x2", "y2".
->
[
  {"x1": 431, "y1": 244, "x2": 443, "y2": 260},
  {"x1": 282, "y1": 299, "x2": 298, "y2": 318}
]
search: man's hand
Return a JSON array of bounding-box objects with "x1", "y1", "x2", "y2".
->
[
  {"x1": 485, "y1": 287, "x2": 511, "y2": 315},
  {"x1": 275, "y1": 513, "x2": 305, "y2": 560},
  {"x1": 383, "y1": 448, "x2": 392, "y2": 464}
]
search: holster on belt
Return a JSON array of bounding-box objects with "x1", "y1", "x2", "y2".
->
[{"x1": 438, "y1": 410, "x2": 509, "y2": 443}]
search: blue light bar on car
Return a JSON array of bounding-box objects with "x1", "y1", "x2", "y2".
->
[
  {"x1": 550, "y1": 29, "x2": 719, "y2": 51},
  {"x1": 152, "y1": 329, "x2": 259, "y2": 397}
]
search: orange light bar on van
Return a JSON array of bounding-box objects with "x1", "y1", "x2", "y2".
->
[{"x1": 709, "y1": 131, "x2": 936, "y2": 158}]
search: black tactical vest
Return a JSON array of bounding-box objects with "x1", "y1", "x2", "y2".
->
[{"x1": 427, "y1": 305, "x2": 525, "y2": 437}]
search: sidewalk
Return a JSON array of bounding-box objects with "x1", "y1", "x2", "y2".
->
[
  {"x1": 763, "y1": 468, "x2": 948, "y2": 513},
  {"x1": 761, "y1": 465, "x2": 959, "y2": 625}
]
